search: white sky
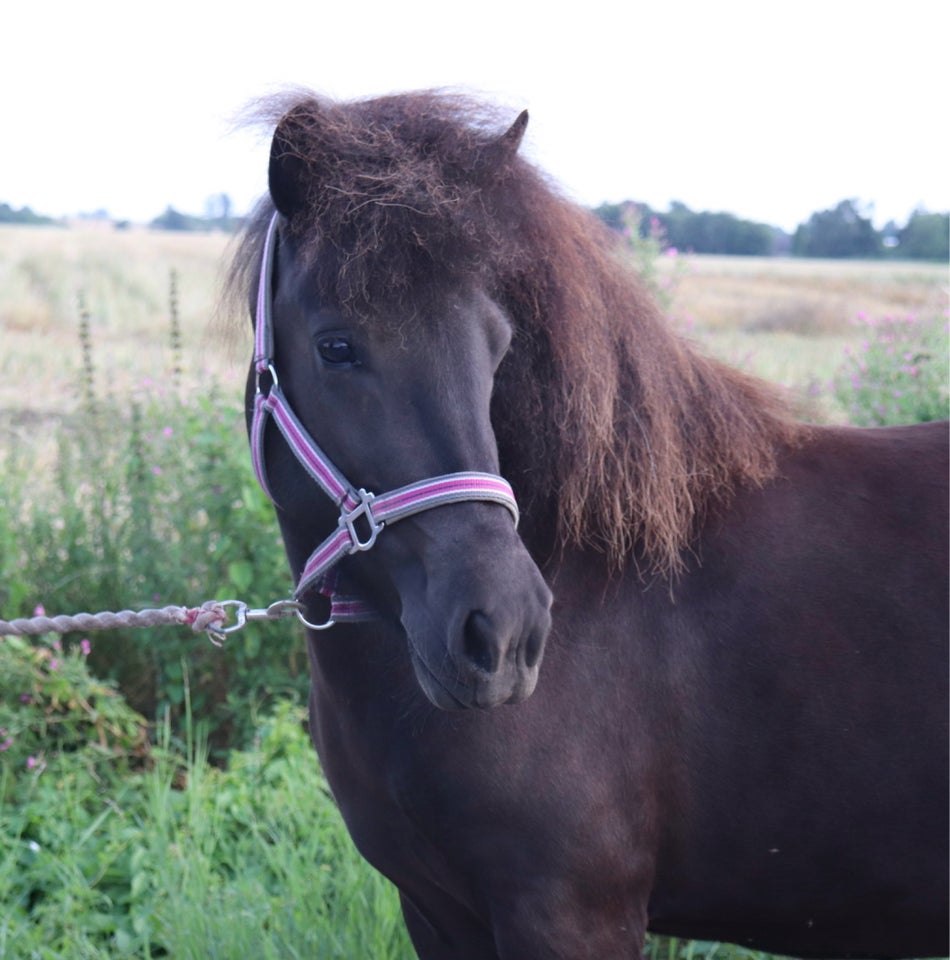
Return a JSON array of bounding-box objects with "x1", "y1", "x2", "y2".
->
[{"x1": 3, "y1": 0, "x2": 947, "y2": 232}]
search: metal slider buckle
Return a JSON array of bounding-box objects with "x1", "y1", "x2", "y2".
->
[{"x1": 340, "y1": 488, "x2": 384, "y2": 552}]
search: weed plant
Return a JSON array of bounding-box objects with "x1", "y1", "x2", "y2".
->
[
  {"x1": 0, "y1": 630, "x2": 147, "y2": 794},
  {"x1": 1, "y1": 267, "x2": 306, "y2": 754},
  {"x1": 830, "y1": 312, "x2": 949, "y2": 425},
  {"x1": 621, "y1": 204, "x2": 689, "y2": 314},
  {"x1": 0, "y1": 383, "x2": 306, "y2": 755}
]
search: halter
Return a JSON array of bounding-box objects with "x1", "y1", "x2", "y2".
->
[{"x1": 250, "y1": 212, "x2": 520, "y2": 626}]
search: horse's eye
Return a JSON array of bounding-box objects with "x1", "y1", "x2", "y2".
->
[{"x1": 316, "y1": 336, "x2": 357, "y2": 366}]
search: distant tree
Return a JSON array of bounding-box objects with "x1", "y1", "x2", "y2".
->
[
  {"x1": 792, "y1": 199, "x2": 881, "y2": 258},
  {"x1": 658, "y1": 201, "x2": 774, "y2": 255},
  {"x1": 592, "y1": 200, "x2": 655, "y2": 234},
  {"x1": 591, "y1": 200, "x2": 776, "y2": 255},
  {"x1": 896, "y1": 209, "x2": 949, "y2": 261},
  {"x1": 150, "y1": 205, "x2": 206, "y2": 232},
  {"x1": 0, "y1": 202, "x2": 58, "y2": 225}
]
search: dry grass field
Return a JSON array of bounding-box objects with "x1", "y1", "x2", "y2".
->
[
  {"x1": 665, "y1": 254, "x2": 947, "y2": 398},
  {"x1": 0, "y1": 222, "x2": 946, "y2": 441},
  {"x1": 0, "y1": 224, "x2": 239, "y2": 435}
]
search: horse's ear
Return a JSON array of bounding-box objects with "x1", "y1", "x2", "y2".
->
[
  {"x1": 499, "y1": 109, "x2": 529, "y2": 158},
  {"x1": 477, "y1": 109, "x2": 529, "y2": 177},
  {"x1": 268, "y1": 109, "x2": 311, "y2": 218}
]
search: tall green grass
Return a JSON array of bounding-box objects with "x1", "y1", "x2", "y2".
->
[{"x1": 1, "y1": 700, "x2": 413, "y2": 958}]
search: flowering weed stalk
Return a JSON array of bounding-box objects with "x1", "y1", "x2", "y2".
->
[
  {"x1": 621, "y1": 205, "x2": 689, "y2": 315},
  {"x1": 831, "y1": 312, "x2": 949, "y2": 426}
]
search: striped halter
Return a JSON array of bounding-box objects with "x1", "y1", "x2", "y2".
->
[{"x1": 249, "y1": 213, "x2": 520, "y2": 626}]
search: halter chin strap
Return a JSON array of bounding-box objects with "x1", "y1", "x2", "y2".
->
[{"x1": 250, "y1": 212, "x2": 520, "y2": 624}]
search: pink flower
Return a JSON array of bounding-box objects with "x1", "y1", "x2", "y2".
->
[
  {"x1": 49, "y1": 658, "x2": 60, "y2": 672},
  {"x1": 152, "y1": 466, "x2": 163, "y2": 476},
  {"x1": 162, "y1": 426, "x2": 174, "y2": 438},
  {"x1": 33, "y1": 604, "x2": 45, "y2": 617},
  {"x1": 0, "y1": 737, "x2": 12, "y2": 752},
  {"x1": 80, "y1": 638, "x2": 92, "y2": 656},
  {"x1": 26, "y1": 756, "x2": 38, "y2": 770}
]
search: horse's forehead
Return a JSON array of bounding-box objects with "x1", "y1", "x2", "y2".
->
[{"x1": 283, "y1": 237, "x2": 486, "y2": 334}]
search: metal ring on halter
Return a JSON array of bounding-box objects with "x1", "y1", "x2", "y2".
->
[
  {"x1": 253, "y1": 599, "x2": 335, "y2": 631},
  {"x1": 285, "y1": 600, "x2": 336, "y2": 631},
  {"x1": 255, "y1": 362, "x2": 279, "y2": 395}
]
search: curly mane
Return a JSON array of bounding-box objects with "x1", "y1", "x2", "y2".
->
[{"x1": 225, "y1": 90, "x2": 807, "y2": 576}]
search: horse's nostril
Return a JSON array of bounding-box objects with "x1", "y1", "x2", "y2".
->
[
  {"x1": 463, "y1": 611, "x2": 500, "y2": 674},
  {"x1": 524, "y1": 626, "x2": 544, "y2": 669}
]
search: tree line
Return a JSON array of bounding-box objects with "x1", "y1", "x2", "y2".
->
[
  {"x1": 0, "y1": 203, "x2": 59, "y2": 226},
  {"x1": 593, "y1": 199, "x2": 949, "y2": 261},
  {"x1": 3, "y1": 195, "x2": 946, "y2": 261}
]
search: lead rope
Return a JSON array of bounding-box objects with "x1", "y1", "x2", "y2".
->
[{"x1": 0, "y1": 599, "x2": 325, "y2": 647}]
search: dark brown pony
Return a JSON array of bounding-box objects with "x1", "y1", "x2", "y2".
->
[{"x1": 227, "y1": 90, "x2": 948, "y2": 959}]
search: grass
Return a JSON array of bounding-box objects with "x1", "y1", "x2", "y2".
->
[
  {"x1": 665, "y1": 254, "x2": 947, "y2": 335},
  {"x1": 0, "y1": 702, "x2": 414, "y2": 959}
]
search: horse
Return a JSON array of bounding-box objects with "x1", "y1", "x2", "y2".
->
[{"x1": 225, "y1": 90, "x2": 949, "y2": 960}]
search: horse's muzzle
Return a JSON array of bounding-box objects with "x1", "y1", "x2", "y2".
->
[{"x1": 397, "y1": 527, "x2": 553, "y2": 710}]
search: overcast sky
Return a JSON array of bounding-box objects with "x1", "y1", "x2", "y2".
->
[{"x1": 3, "y1": 0, "x2": 947, "y2": 231}]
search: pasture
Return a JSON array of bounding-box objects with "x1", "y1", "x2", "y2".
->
[{"x1": 0, "y1": 221, "x2": 946, "y2": 958}]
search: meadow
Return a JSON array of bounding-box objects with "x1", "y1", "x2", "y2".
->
[{"x1": 0, "y1": 222, "x2": 946, "y2": 958}]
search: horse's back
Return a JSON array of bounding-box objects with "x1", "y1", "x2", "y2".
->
[{"x1": 648, "y1": 420, "x2": 949, "y2": 958}]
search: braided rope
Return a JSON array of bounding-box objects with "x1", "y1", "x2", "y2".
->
[{"x1": 0, "y1": 601, "x2": 229, "y2": 638}]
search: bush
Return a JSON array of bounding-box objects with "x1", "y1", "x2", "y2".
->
[
  {"x1": 0, "y1": 631, "x2": 147, "y2": 795},
  {"x1": 0, "y1": 385, "x2": 307, "y2": 755},
  {"x1": 831, "y1": 312, "x2": 949, "y2": 425}
]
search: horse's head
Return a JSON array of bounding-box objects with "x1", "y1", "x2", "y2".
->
[{"x1": 247, "y1": 98, "x2": 552, "y2": 710}]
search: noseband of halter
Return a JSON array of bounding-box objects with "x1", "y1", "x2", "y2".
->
[{"x1": 250, "y1": 212, "x2": 520, "y2": 625}]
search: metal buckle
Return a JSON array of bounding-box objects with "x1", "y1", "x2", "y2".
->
[{"x1": 341, "y1": 488, "x2": 384, "y2": 552}]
